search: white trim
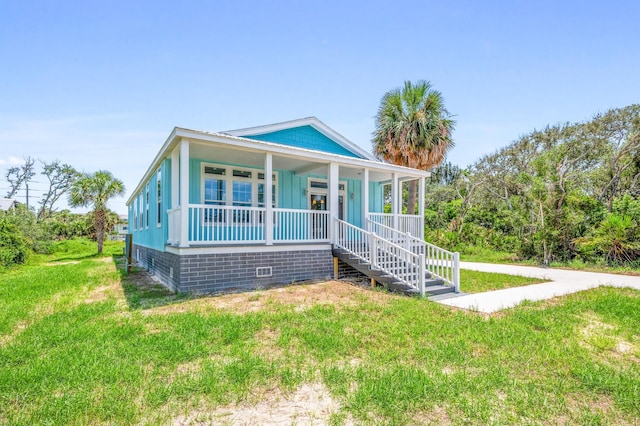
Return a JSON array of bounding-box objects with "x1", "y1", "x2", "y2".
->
[
  {"x1": 126, "y1": 126, "x2": 429, "y2": 206},
  {"x1": 264, "y1": 153, "x2": 273, "y2": 246},
  {"x1": 362, "y1": 168, "x2": 369, "y2": 226},
  {"x1": 156, "y1": 167, "x2": 162, "y2": 228},
  {"x1": 171, "y1": 147, "x2": 179, "y2": 209},
  {"x1": 306, "y1": 177, "x2": 347, "y2": 220},
  {"x1": 200, "y1": 162, "x2": 278, "y2": 208},
  {"x1": 418, "y1": 176, "x2": 425, "y2": 238},
  {"x1": 179, "y1": 140, "x2": 189, "y2": 247},
  {"x1": 166, "y1": 243, "x2": 332, "y2": 255},
  {"x1": 145, "y1": 183, "x2": 150, "y2": 229},
  {"x1": 223, "y1": 117, "x2": 376, "y2": 161},
  {"x1": 391, "y1": 173, "x2": 399, "y2": 229}
]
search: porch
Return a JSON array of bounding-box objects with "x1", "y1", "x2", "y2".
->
[
  {"x1": 167, "y1": 206, "x2": 422, "y2": 246},
  {"x1": 164, "y1": 137, "x2": 428, "y2": 249}
]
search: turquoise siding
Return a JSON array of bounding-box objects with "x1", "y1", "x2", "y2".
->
[
  {"x1": 130, "y1": 155, "x2": 384, "y2": 247},
  {"x1": 244, "y1": 126, "x2": 362, "y2": 159},
  {"x1": 129, "y1": 158, "x2": 170, "y2": 251}
]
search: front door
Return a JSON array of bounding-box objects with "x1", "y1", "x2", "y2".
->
[
  {"x1": 310, "y1": 193, "x2": 327, "y2": 239},
  {"x1": 309, "y1": 193, "x2": 345, "y2": 219},
  {"x1": 309, "y1": 192, "x2": 345, "y2": 239}
]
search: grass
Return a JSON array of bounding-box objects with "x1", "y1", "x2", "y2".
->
[
  {"x1": 460, "y1": 246, "x2": 640, "y2": 276},
  {"x1": 1, "y1": 239, "x2": 639, "y2": 424},
  {"x1": 460, "y1": 269, "x2": 545, "y2": 293}
]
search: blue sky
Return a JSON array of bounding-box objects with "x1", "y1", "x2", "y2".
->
[{"x1": 1, "y1": 0, "x2": 638, "y2": 214}]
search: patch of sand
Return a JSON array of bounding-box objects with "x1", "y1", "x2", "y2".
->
[
  {"x1": 147, "y1": 280, "x2": 390, "y2": 316},
  {"x1": 172, "y1": 382, "x2": 348, "y2": 426},
  {"x1": 44, "y1": 260, "x2": 80, "y2": 266}
]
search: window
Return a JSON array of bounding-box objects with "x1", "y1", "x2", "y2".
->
[
  {"x1": 156, "y1": 169, "x2": 162, "y2": 226},
  {"x1": 145, "y1": 184, "x2": 150, "y2": 228},
  {"x1": 203, "y1": 167, "x2": 226, "y2": 205},
  {"x1": 132, "y1": 204, "x2": 136, "y2": 231},
  {"x1": 201, "y1": 163, "x2": 278, "y2": 223}
]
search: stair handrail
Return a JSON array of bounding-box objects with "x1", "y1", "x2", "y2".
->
[
  {"x1": 367, "y1": 219, "x2": 460, "y2": 292},
  {"x1": 334, "y1": 219, "x2": 426, "y2": 295}
]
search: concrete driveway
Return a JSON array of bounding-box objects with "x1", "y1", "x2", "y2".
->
[{"x1": 435, "y1": 262, "x2": 640, "y2": 313}]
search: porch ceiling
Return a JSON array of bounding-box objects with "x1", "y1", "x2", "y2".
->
[{"x1": 189, "y1": 141, "x2": 398, "y2": 181}]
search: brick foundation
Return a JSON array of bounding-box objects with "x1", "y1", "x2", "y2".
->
[{"x1": 132, "y1": 244, "x2": 334, "y2": 294}]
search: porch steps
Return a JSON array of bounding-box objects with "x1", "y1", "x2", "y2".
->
[{"x1": 332, "y1": 248, "x2": 455, "y2": 297}]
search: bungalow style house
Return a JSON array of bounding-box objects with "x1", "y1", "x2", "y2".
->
[{"x1": 127, "y1": 117, "x2": 459, "y2": 296}]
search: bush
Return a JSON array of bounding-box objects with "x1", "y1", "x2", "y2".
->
[
  {"x1": 574, "y1": 214, "x2": 640, "y2": 265},
  {"x1": 0, "y1": 214, "x2": 30, "y2": 267}
]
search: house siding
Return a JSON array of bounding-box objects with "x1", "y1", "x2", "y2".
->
[
  {"x1": 130, "y1": 156, "x2": 385, "y2": 252},
  {"x1": 244, "y1": 126, "x2": 362, "y2": 158},
  {"x1": 186, "y1": 159, "x2": 384, "y2": 227},
  {"x1": 129, "y1": 158, "x2": 171, "y2": 252}
]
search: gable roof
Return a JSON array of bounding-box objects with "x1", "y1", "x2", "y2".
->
[{"x1": 223, "y1": 117, "x2": 376, "y2": 161}]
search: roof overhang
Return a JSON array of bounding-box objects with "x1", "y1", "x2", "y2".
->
[{"x1": 126, "y1": 127, "x2": 430, "y2": 206}]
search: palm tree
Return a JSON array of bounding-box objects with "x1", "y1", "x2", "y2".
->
[
  {"x1": 69, "y1": 170, "x2": 125, "y2": 254},
  {"x1": 373, "y1": 80, "x2": 455, "y2": 215}
]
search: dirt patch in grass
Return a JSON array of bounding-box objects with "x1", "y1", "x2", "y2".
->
[
  {"x1": 410, "y1": 405, "x2": 452, "y2": 425},
  {"x1": 43, "y1": 260, "x2": 80, "y2": 266},
  {"x1": 147, "y1": 281, "x2": 391, "y2": 316},
  {"x1": 172, "y1": 382, "x2": 347, "y2": 425},
  {"x1": 578, "y1": 312, "x2": 640, "y2": 365}
]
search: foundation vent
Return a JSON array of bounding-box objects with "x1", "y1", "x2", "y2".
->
[{"x1": 256, "y1": 266, "x2": 272, "y2": 278}]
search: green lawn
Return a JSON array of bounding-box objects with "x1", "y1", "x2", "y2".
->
[
  {"x1": 460, "y1": 269, "x2": 545, "y2": 293},
  {"x1": 1, "y1": 240, "x2": 639, "y2": 425}
]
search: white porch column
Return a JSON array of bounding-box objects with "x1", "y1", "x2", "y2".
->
[
  {"x1": 362, "y1": 168, "x2": 369, "y2": 230},
  {"x1": 179, "y1": 139, "x2": 190, "y2": 248},
  {"x1": 328, "y1": 162, "x2": 339, "y2": 242},
  {"x1": 418, "y1": 176, "x2": 425, "y2": 239},
  {"x1": 171, "y1": 146, "x2": 179, "y2": 209},
  {"x1": 264, "y1": 153, "x2": 273, "y2": 245},
  {"x1": 391, "y1": 172, "x2": 399, "y2": 229}
]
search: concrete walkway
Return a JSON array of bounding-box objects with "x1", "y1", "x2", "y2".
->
[{"x1": 436, "y1": 262, "x2": 640, "y2": 313}]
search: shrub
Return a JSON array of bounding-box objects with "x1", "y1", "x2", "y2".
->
[
  {"x1": 574, "y1": 214, "x2": 640, "y2": 265},
  {"x1": 0, "y1": 214, "x2": 30, "y2": 267}
]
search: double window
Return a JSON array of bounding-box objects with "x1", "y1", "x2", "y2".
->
[{"x1": 202, "y1": 163, "x2": 277, "y2": 223}]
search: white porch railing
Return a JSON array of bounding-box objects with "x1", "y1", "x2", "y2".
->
[
  {"x1": 187, "y1": 204, "x2": 265, "y2": 244},
  {"x1": 368, "y1": 213, "x2": 422, "y2": 238},
  {"x1": 367, "y1": 219, "x2": 460, "y2": 292},
  {"x1": 334, "y1": 219, "x2": 427, "y2": 295},
  {"x1": 168, "y1": 205, "x2": 331, "y2": 245},
  {"x1": 273, "y1": 208, "x2": 330, "y2": 242}
]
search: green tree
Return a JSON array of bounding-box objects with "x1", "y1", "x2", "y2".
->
[
  {"x1": 38, "y1": 160, "x2": 79, "y2": 221},
  {"x1": 69, "y1": 170, "x2": 125, "y2": 254},
  {"x1": 373, "y1": 80, "x2": 455, "y2": 215}
]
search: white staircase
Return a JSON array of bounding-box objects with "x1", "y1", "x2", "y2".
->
[{"x1": 333, "y1": 219, "x2": 460, "y2": 296}]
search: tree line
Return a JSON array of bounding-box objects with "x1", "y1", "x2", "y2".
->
[
  {"x1": 424, "y1": 104, "x2": 640, "y2": 266},
  {"x1": 1, "y1": 160, "x2": 124, "y2": 267}
]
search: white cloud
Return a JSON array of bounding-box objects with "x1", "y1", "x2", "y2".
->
[{"x1": 0, "y1": 156, "x2": 26, "y2": 166}]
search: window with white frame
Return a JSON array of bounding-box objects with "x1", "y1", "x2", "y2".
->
[
  {"x1": 132, "y1": 204, "x2": 136, "y2": 231},
  {"x1": 201, "y1": 163, "x2": 277, "y2": 223},
  {"x1": 156, "y1": 169, "x2": 162, "y2": 226},
  {"x1": 138, "y1": 194, "x2": 143, "y2": 229},
  {"x1": 145, "y1": 184, "x2": 150, "y2": 228}
]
